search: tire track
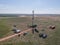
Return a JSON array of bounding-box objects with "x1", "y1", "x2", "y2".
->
[{"x1": 0, "y1": 28, "x2": 31, "y2": 42}]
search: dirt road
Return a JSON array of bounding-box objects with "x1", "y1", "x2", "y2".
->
[{"x1": 0, "y1": 29, "x2": 31, "y2": 42}]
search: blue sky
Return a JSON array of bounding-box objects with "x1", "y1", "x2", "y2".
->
[{"x1": 0, "y1": 0, "x2": 60, "y2": 14}]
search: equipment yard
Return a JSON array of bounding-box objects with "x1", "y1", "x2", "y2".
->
[{"x1": 0, "y1": 16, "x2": 60, "y2": 45}]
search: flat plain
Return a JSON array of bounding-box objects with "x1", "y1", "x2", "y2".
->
[{"x1": 0, "y1": 16, "x2": 60, "y2": 45}]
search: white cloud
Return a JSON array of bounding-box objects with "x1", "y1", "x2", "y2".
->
[
  {"x1": 35, "y1": 8, "x2": 60, "y2": 14},
  {"x1": 0, "y1": 4, "x2": 60, "y2": 14}
]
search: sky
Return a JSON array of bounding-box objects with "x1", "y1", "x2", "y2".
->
[{"x1": 0, "y1": 0, "x2": 60, "y2": 14}]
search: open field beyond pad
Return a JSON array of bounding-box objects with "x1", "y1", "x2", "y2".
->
[{"x1": 0, "y1": 16, "x2": 60, "y2": 45}]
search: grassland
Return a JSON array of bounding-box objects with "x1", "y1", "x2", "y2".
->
[{"x1": 0, "y1": 16, "x2": 60, "y2": 45}]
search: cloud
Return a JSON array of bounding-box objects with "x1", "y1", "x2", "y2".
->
[
  {"x1": 35, "y1": 8, "x2": 60, "y2": 14},
  {"x1": 0, "y1": 4, "x2": 60, "y2": 14}
]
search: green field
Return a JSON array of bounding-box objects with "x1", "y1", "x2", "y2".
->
[{"x1": 0, "y1": 16, "x2": 60, "y2": 45}]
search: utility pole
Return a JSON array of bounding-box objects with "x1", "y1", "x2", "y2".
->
[
  {"x1": 32, "y1": 10, "x2": 34, "y2": 34},
  {"x1": 31, "y1": 10, "x2": 39, "y2": 34},
  {"x1": 32, "y1": 10, "x2": 34, "y2": 26}
]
